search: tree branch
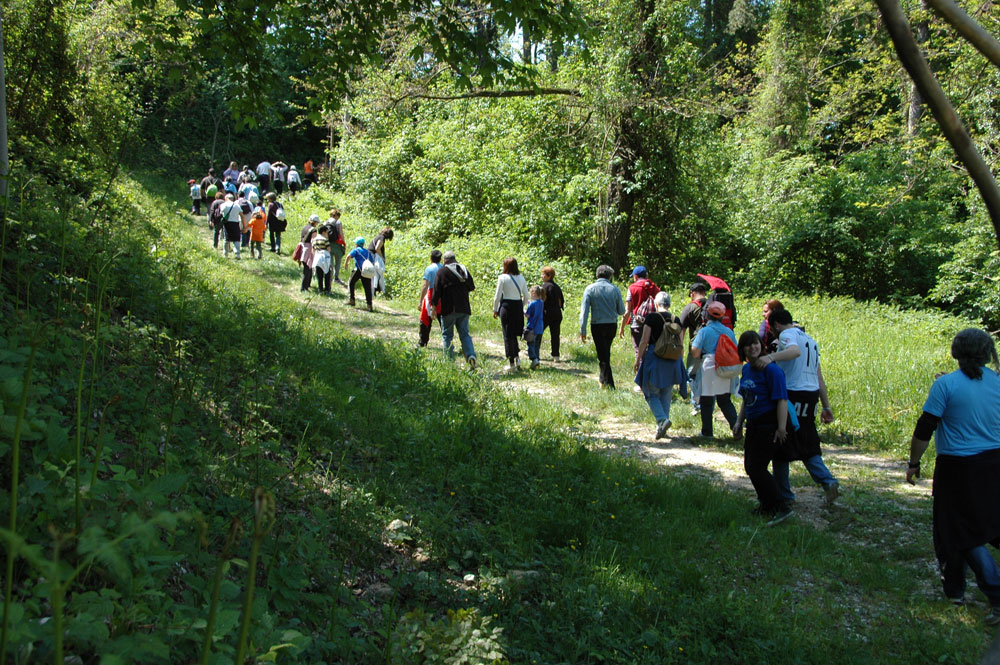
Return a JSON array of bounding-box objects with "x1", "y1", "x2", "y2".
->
[
  {"x1": 875, "y1": 0, "x2": 1000, "y2": 247},
  {"x1": 391, "y1": 87, "x2": 582, "y2": 107},
  {"x1": 925, "y1": 0, "x2": 1000, "y2": 69}
]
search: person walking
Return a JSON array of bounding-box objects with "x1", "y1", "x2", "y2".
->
[
  {"x1": 619, "y1": 266, "x2": 660, "y2": 356},
  {"x1": 272, "y1": 161, "x2": 287, "y2": 195},
  {"x1": 761, "y1": 309, "x2": 839, "y2": 504},
  {"x1": 525, "y1": 285, "x2": 545, "y2": 369},
  {"x1": 732, "y1": 331, "x2": 794, "y2": 526},
  {"x1": 540, "y1": 266, "x2": 564, "y2": 360},
  {"x1": 493, "y1": 257, "x2": 529, "y2": 373},
  {"x1": 265, "y1": 193, "x2": 287, "y2": 254},
  {"x1": 690, "y1": 301, "x2": 739, "y2": 437},
  {"x1": 579, "y1": 265, "x2": 625, "y2": 389},
  {"x1": 368, "y1": 227, "x2": 394, "y2": 296},
  {"x1": 680, "y1": 282, "x2": 709, "y2": 414},
  {"x1": 633, "y1": 292, "x2": 688, "y2": 439},
  {"x1": 255, "y1": 160, "x2": 272, "y2": 193},
  {"x1": 325, "y1": 209, "x2": 346, "y2": 285},
  {"x1": 418, "y1": 250, "x2": 443, "y2": 347},
  {"x1": 219, "y1": 194, "x2": 246, "y2": 259},
  {"x1": 297, "y1": 215, "x2": 319, "y2": 292},
  {"x1": 344, "y1": 238, "x2": 375, "y2": 311},
  {"x1": 907, "y1": 328, "x2": 1000, "y2": 625},
  {"x1": 431, "y1": 251, "x2": 477, "y2": 368}
]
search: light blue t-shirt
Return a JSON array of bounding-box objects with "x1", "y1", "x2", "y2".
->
[
  {"x1": 691, "y1": 320, "x2": 736, "y2": 356},
  {"x1": 423, "y1": 263, "x2": 441, "y2": 286},
  {"x1": 923, "y1": 368, "x2": 1000, "y2": 456}
]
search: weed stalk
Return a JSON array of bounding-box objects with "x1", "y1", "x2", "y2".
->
[
  {"x1": 0, "y1": 339, "x2": 37, "y2": 664},
  {"x1": 199, "y1": 518, "x2": 242, "y2": 665},
  {"x1": 233, "y1": 488, "x2": 275, "y2": 665}
]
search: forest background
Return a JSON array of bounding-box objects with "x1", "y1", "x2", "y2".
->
[
  {"x1": 5, "y1": 0, "x2": 1000, "y2": 662},
  {"x1": 10, "y1": 0, "x2": 1000, "y2": 324}
]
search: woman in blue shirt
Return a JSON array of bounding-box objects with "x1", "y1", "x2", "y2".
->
[
  {"x1": 733, "y1": 331, "x2": 792, "y2": 526},
  {"x1": 907, "y1": 328, "x2": 1000, "y2": 625}
]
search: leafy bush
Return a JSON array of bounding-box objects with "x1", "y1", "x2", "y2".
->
[{"x1": 390, "y1": 608, "x2": 506, "y2": 665}]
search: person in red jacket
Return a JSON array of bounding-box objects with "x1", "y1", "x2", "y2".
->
[{"x1": 619, "y1": 266, "x2": 660, "y2": 359}]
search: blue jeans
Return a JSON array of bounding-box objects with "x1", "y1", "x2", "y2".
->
[
  {"x1": 527, "y1": 335, "x2": 541, "y2": 361},
  {"x1": 773, "y1": 454, "x2": 837, "y2": 502},
  {"x1": 941, "y1": 545, "x2": 1000, "y2": 607},
  {"x1": 441, "y1": 313, "x2": 476, "y2": 362},
  {"x1": 642, "y1": 384, "x2": 673, "y2": 425}
]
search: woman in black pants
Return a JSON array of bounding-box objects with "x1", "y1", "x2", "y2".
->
[
  {"x1": 343, "y1": 237, "x2": 375, "y2": 311},
  {"x1": 298, "y1": 215, "x2": 319, "y2": 292},
  {"x1": 492, "y1": 257, "x2": 529, "y2": 372}
]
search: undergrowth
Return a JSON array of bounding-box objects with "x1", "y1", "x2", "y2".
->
[{"x1": 0, "y1": 161, "x2": 991, "y2": 663}]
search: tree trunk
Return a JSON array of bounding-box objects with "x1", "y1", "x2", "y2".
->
[
  {"x1": 0, "y1": 5, "x2": 8, "y2": 200},
  {"x1": 876, "y1": 0, "x2": 1000, "y2": 247},
  {"x1": 907, "y1": 1, "x2": 929, "y2": 136},
  {"x1": 602, "y1": 111, "x2": 640, "y2": 272}
]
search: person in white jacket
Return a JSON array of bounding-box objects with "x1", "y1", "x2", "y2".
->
[{"x1": 492, "y1": 256, "x2": 529, "y2": 372}]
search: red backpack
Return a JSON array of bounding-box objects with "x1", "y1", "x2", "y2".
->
[{"x1": 714, "y1": 333, "x2": 742, "y2": 379}]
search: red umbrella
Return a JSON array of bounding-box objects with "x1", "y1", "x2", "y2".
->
[{"x1": 697, "y1": 273, "x2": 731, "y2": 292}]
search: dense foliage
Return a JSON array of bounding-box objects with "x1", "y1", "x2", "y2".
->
[{"x1": 331, "y1": 0, "x2": 1000, "y2": 326}]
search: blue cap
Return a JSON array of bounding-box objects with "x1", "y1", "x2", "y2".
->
[
  {"x1": 632, "y1": 266, "x2": 647, "y2": 277},
  {"x1": 354, "y1": 237, "x2": 365, "y2": 247}
]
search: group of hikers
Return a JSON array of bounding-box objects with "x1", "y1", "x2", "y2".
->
[{"x1": 182, "y1": 173, "x2": 1000, "y2": 626}]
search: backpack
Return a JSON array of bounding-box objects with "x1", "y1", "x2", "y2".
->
[
  {"x1": 702, "y1": 290, "x2": 736, "y2": 330},
  {"x1": 274, "y1": 204, "x2": 286, "y2": 221},
  {"x1": 713, "y1": 333, "x2": 742, "y2": 379},
  {"x1": 190, "y1": 184, "x2": 201, "y2": 198},
  {"x1": 653, "y1": 315, "x2": 685, "y2": 361},
  {"x1": 205, "y1": 184, "x2": 218, "y2": 199},
  {"x1": 633, "y1": 295, "x2": 656, "y2": 329}
]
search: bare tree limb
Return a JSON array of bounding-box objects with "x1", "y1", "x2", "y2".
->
[
  {"x1": 875, "y1": 0, "x2": 1000, "y2": 245},
  {"x1": 925, "y1": 0, "x2": 1000, "y2": 69},
  {"x1": 391, "y1": 87, "x2": 582, "y2": 107}
]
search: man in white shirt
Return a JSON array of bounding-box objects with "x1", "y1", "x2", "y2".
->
[
  {"x1": 256, "y1": 161, "x2": 272, "y2": 192},
  {"x1": 760, "y1": 309, "x2": 839, "y2": 504}
]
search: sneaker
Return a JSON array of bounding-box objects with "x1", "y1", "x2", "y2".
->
[
  {"x1": 987, "y1": 607, "x2": 1000, "y2": 626},
  {"x1": 468, "y1": 357, "x2": 477, "y2": 370},
  {"x1": 824, "y1": 481, "x2": 840, "y2": 505},
  {"x1": 514, "y1": 357, "x2": 521, "y2": 371},
  {"x1": 346, "y1": 299, "x2": 355, "y2": 307},
  {"x1": 655, "y1": 420, "x2": 671, "y2": 440},
  {"x1": 767, "y1": 507, "x2": 794, "y2": 527},
  {"x1": 948, "y1": 595, "x2": 965, "y2": 607},
  {"x1": 530, "y1": 360, "x2": 540, "y2": 370}
]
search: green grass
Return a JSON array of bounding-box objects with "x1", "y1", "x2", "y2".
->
[{"x1": 0, "y1": 170, "x2": 993, "y2": 664}]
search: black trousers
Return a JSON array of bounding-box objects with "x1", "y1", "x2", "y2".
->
[
  {"x1": 349, "y1": 269, "x2": 373, "y2": 308},
  {"x1": 591, "y1": 322, "x2": 617, "y2": 388},
  {"x1": 315, "y1": 267, "x2": 331, "y2": 293},
  {"x1": 419, "y1": 318, "x2": 441, "y2": 347},
  {"x1": 544, "y1": 320, "x2": 562, "y2": 358},
  {"x1": 499, "y1": 299, "x2": 524, "y2": 360},
  {"x1": 301, "y1": 263, "x2": 313, "y2": 291},
  {"x1": 743, "y1": 415, "x2": 785, "y2": 513},
  {"x1": 700, "y1": 393, "x2": 738, "y2": 437}
]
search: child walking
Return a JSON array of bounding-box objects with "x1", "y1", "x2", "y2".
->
[
  {"x1": 311, "y1": 226, "x2": 333, "y2": 294},
  {"x1": 525, "y1": 285, "x2": 546, "y2": 369},
  {"x1": 189, "y1": 179, "x2": 201, "y2": 215},
  {"x1": 344, "y1": 237, "x2": 375, "y2": 311},
  {"x1": 248, "y1": 202, "x2": 267, "y2": 259}
]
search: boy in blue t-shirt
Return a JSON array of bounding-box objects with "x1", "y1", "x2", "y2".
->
[
  {"x1": 344, "y1": 238, "x2": 375, "y2": 311},
  {"x1": 525, "y1": 285, "x2": 546, "y2": 369}
]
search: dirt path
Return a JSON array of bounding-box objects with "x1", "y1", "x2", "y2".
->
[{"x1": 216, "y1": 236, "x2": 934, "y2": 549}]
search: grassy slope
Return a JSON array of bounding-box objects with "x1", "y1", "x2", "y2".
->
[{"x1": 0, "y1": 172, "x2": 991, "y2": 664}]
